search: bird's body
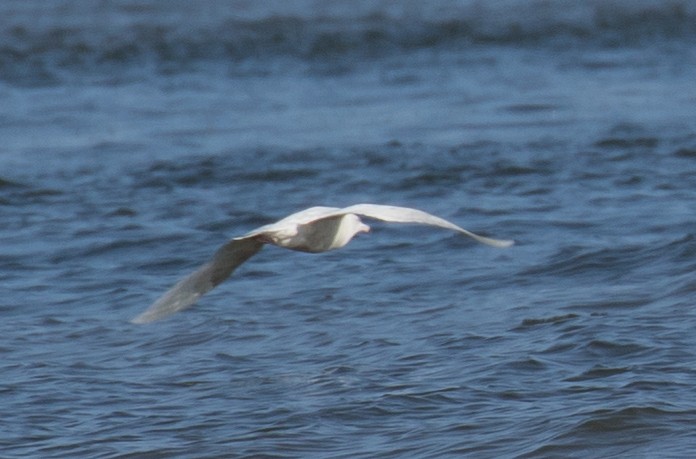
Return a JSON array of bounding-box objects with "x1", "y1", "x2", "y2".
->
[
  {"x1": 131, "y1": 204, "x2": 512, "y2": 324},
  {"x1": 247, "y1": 212, "x2": 369, "y2": 253}
]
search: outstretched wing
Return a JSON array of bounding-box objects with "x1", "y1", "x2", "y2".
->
[
  {"x1": 131, "y1": 238, "x2": 263, "y2": 324},
  {"x1": 340, "y1": 204, "x2": 514, "y2": 248}
]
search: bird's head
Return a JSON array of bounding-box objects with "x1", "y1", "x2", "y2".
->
[
  {"x1": 346, "y1": 213, "x2": 370, "y2": 236},
  {"x1": 327, "y1": 213, "x2": 369, "y2": 250}
]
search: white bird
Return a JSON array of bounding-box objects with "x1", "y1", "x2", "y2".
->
[{"x1": 131, "y1": 204, "x2": 513, "y2": 324}]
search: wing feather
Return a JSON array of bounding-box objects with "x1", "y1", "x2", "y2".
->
[
  {"x1": 340, "y1": 204, "x2": 514, "y2": 248},
  {"x1": 131, "y1": 238, "x2": 263, "y2": 324}
]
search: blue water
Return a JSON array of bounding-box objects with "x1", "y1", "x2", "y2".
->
[{"x1": 3, "y1": 1, "x2": 696, "y2": 457}]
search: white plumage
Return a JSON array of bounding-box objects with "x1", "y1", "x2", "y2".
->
[{"x1": 131, "y1": 204, "x2": 513, "y2": 324}]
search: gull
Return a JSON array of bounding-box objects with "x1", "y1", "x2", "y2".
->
[{"x1": 131, "y1": 204, "x2": 513, "y2": 323}]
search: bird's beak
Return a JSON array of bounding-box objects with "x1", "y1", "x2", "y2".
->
[{"x1": 360, "y1": 223, "x2": 371, "y2": 234}]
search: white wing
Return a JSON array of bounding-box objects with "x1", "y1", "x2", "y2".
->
[
  {"x1": 238, "y1": 206, "x2": 342, "y2": 239},
  {"x1": 340, "y1": 204, "x2": 514, "y2": 248},
  {"x1": 131, "y1": 238, "x2": 263, "y2": 324}
]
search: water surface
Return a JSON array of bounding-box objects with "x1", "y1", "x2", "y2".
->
[{"x1": 2, "y1": 1, "x2": 696, "y2": 457}]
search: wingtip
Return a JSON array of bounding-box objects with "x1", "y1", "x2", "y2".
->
[
  {"x1": 130, "y1": 309, "x2": 163, "y2": 325},
  {"x1": 130, "y1": 314, "x2": 152, "y2": 325},
  {"x1": 471, "y1": 233, "x2": 515, "y2": 248}
]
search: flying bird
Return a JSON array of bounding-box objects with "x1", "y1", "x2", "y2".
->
[{"x1": 131, "y1": 204, "x2": 513, "y2": 323}]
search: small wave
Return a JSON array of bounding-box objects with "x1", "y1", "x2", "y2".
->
[
  {"x1": 586, "y1": 338, "x2": 650, "y2": 357},
  {"x1": 673, "y1": 147, "x2": 696, "y2": 158},
  {"x1": 134, "y1": 155, "x2": 327, "y2": 200},
  {"x1": 515, "y1": 313, "x2": 579, "y2": 329},
  {"x1": 521, "y1": 244, "x2": 643, "y2": 280},
  {"x1": 0, "y1": 177, "x2": 24, "y2": 188},
  {"x1": 0, "y1": 180, "x2": 64, "y2": 207},
  {"x1": 594, "y1": 137, "x2": 659, "y2": 149},
  {"x1": 527, "y1": 405, "x2": 693, "y2": 457},
  {"x1": 565, "y1": 364, "x2": 631, "y2": 382},
  {"x1": 521, "y1": 233, "x2": 696, "y2": 284},
  {"x1": 571, "y1": 406, "x2": 678, "y2": 432}
]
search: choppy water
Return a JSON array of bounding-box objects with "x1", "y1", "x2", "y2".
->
[{"x1": 3, "y1": 1, "x2": 696, "y2": 457}]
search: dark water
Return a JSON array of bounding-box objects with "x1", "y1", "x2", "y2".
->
[{"x1": 3, "y1": 1, "x2": 696, "y2": 457}]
